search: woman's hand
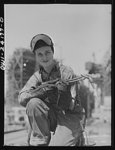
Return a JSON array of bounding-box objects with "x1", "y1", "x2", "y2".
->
[{"x1": 55, "y1": 81, "x2": 67, "y2": 92}]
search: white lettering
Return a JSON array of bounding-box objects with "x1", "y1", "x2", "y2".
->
[
  {"x1": 0, "y1": 17, "x2": 3, "y2": 23},
  {"x1": 0, "y1": 47, "x2": 4, "y2": 51},
  {"x1": 0, "y1": 56, "x2": 5, "y2": 70}
]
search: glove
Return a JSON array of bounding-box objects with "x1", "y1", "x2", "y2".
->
[
  {"x1": 55, "y1": 81, "x2": 68, "y2": 92},
  {"x1": 29, "y1": 83, "x2": 57, "y2": 100}
]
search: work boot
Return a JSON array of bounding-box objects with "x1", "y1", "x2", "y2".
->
[{"x1": 29, "y1": 133, "x2": 51, "y2": 146}]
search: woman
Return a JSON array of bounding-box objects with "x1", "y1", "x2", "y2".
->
[{"x1": 18, "y1": 34, "x2": 84, "y2": 146}]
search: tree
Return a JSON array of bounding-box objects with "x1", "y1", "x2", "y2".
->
[
  {"x1": 5, "y1": 48, "x2": 36, "y2": 106},
  {"x1": 103, "y1": 53, "x2": 111, "y2": 96},
  {"x1": 85, "y1": 48, "x2": 111, "y2": 106}
]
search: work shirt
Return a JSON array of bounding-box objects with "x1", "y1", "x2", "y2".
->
[{"x1": 18, "y1": 60, "x2": 77, "y2": 109}]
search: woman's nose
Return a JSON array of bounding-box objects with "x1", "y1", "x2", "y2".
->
[{"x1": 42, "y1": 55, "x2": 48, "y2": 61}]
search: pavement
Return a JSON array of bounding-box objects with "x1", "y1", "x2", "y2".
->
[
  {"x1": 85, "y1": 102, "x2": 111, "y2": 146},
  {"x1": 4, "y1": 96, "x2": 111, "y2": 146},
  {"x1": 4, "y1": 124, "x2": 27, "y2": 134}
]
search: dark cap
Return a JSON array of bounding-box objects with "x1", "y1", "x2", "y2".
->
[{"x1": 30, "y1": 34, "x2": 54, "y2": 53}]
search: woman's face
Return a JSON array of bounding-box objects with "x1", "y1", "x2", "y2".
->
[{"x1": 35, "y1": 46, "x2": 54, "y2": 68}]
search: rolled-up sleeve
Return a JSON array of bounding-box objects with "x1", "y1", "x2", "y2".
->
[
  {"x1": 60, "y1": 65, "x2": 79, "y2": 98},
  {"x1": 18, "y1": 72, "x2": 40, "y2": 107}
]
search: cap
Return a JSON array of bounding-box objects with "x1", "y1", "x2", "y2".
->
[{"x1": 30, "y1": 34, "x2": 54, "y2": 53}]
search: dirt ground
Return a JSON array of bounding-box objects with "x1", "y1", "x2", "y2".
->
[{"x1": 85, "y1": 101, "x2": 111, "y2": 146}]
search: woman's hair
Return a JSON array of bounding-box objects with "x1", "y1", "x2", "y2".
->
[{"x1": 33, "y1": 40, "x2": 54, "y2": 53}]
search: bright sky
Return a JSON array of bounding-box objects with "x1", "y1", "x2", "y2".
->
[{"x1": 4, "y1": 4, "x2": 111, "y2": 74}]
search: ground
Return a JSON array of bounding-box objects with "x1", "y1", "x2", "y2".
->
[{"x1": 4, "y1": 97, "x2": 111, "y2": 146}]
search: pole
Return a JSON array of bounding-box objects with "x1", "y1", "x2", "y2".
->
[
  {"x1": 87, "y1": 81, "x2": 90, "y2": 119},
  {"x1": 21, "y1": 50, "x2": 23, "y2": 89}
]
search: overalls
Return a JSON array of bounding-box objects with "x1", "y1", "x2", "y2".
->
[{"x1": 18, "y1": 61, "x2": 84, "y2": 146}]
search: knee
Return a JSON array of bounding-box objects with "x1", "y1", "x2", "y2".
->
[
  {"x1": 26, "y1": 98, "x2": 41, "y2": 110},
  {"x1": 26, "y1": 98, "x2": 49, "y2": 112},
  {"x1": 26, "y1": 98, "x2": 49, "y2": 117}
]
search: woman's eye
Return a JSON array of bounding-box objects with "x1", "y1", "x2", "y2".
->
[{"x1": 46, "y1": 51, "x2": 51, "y2": 55}]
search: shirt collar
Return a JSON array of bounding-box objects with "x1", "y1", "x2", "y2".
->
[{"x1": 39, "y1": 59, "x2": 59, "y2": 74}]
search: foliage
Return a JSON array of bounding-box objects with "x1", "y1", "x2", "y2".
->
[
  {"x1": 5, "y1": 48, "x2": 35, "y2": 106},
  {"x1": 78, "y1": 84, "x2": 95, "y2": 118},
  {"x1": 85, "y1": 49, "x2": 111, "y2": 96},
  {"x1": 102, "y1": 49, "x2": 111, "y2": 96}
]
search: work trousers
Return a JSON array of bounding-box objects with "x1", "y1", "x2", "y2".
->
[{"x1": 26, "y1": 98, "x2": 83, "y2": 146}]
